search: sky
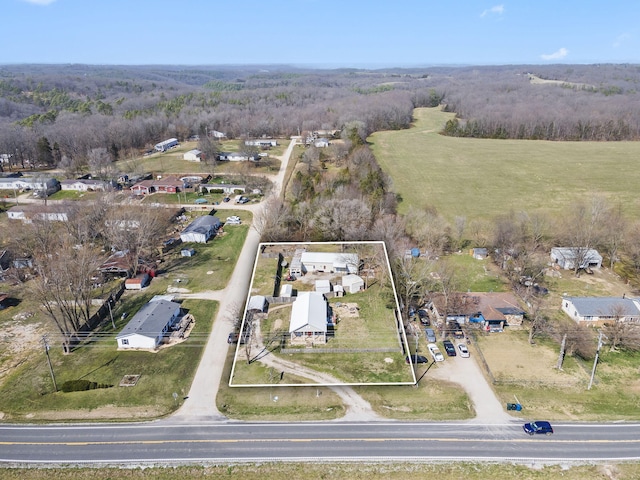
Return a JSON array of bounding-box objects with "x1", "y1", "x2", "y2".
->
[{"x1": 2, "y1": 0, "x2": 639, "y2": 67}]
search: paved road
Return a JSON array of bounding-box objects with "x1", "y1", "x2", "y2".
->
[{"x1": 2, "y1": 421, "x2": 640, "y2": 465}]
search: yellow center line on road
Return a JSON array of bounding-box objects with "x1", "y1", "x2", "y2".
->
[{"x1": 0, "y1": 437, "x2": 638, "y2": 447}]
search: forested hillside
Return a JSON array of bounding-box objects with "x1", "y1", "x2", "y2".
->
[{"x1": 1, "y1": 63, "x2": 639, "y2": 172}]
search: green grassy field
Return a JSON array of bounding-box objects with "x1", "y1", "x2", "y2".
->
[
  {"x1": 0, "y1": 298, "x2": 216, "y2": 421},
  {"x1": 4, "y1": 462, "x2": 639, "y2": 480},
  {"x1": 370, "y1": 107, "x2": 640, "y2": 220}
]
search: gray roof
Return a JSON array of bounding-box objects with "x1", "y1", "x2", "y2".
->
[
  {"x1": 182, "y1": 215, "x2": 220, "y2": 235},
  {"x1": 565, "y1": 297, "x2": 640, "y2": 317},
  {"x1": 116, "y1": 300, "x2": 181, "y2": 339}
]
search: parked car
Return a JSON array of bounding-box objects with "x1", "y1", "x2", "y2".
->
[
  {"x1": 523, "y1": 421, "x2": 554, "y2": 436},
  {"x1": 194, "y1": 198, "x2": 208, "y2": 204},
  {"x1": 428, "y1": 343, "x2": 444, "y2": 362},
  {"x1": 425, "y1": 328, "x2": 437, "y2": 343},
  {"x1": 443, "y1": 339, "x2": 456, "y2": 356},
  {"x1": 223, "y1": 196, "x2": 230, "y2": 203},
  {"x1": 457, "y1": 343, "x2": 470, "y2": 358},
  {"x1": 227, "y1": 332, "x2": 239, "y2": 344},
  {"x1": 417, "y1": 309, "x2": 430, "y2": 325},
  {"x1": 238, "y1": 197, "x2": 250, "y2": 204},
  {"x1": 405, "y1": 354, "x2": 429, "y2": 364}
]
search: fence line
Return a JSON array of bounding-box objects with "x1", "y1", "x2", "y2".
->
[{"x1": 281, "y1": 347, "x2": 400, "y2": 354}]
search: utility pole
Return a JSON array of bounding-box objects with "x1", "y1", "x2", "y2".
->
[
  {"x1": 588, "y1": 331, "x2": 605, "y2": 390},
  {"x1": 106, "y1": 295, "x2": 115, "y2": 329},
  {"x1": 556, "y1": 333, "x2": 567, "y2": 370},
  {"x1": 42, "y1": 335, "x2": 58, "y2": 392}
]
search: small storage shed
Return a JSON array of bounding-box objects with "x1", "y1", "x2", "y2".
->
[
  {"x1": 247, "y1": 295, "x2": 268, "y2": 312},
  {"x1": 125, "y1": 273, "x2": 151, "y2": 290},
  {"x1": 181, "y1": 248, "x2": 196, "y2": 257},
  {"x1": 315, "y1": 279, "x2": 332, "y2": 294},
  {"x1": 342, "y1": 274, "x2": 364, "y2": 294},
  {"x1": 183, "y1": 149, "x2": 202, "y2": 162},
  {"x1": 280, "y1": 284, "x2": 293, "y2": 298}
]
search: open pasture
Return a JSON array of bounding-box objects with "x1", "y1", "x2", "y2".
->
[{"x1": 370, "y1": 107, "x2": 640, "y2": 220}]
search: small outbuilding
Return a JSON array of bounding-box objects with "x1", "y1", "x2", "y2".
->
[
  {"x1": 181, "y1": 248, "x2": 196, "y2": 257},
  {"x1": 280, "y1": 284, "x2": 293, "y2": 298},
  {"x1": 342, "y1": 274, "x2": 364, "y2": 294},
  {"x1": 315, "y1": 279, "x2": 332, "y2": 294},
  {"x1": 551, "y1": 247, "x2": 602, "y2": 271},
  {"x1": 124, "y1": 273, "x2": 151, "y2": 290},
  {"x1": 247, "y1": 295, "x2": 268, "y2": 312},
  {"x1": 183, "y1": 149, "x2": 202, "y2": 162}
]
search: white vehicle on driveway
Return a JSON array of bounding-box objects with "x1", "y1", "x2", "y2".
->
[
  {"x1": 457, "y1": 342, "x2": 470, "y2": 358},
  {"x1": 428, "y1": 343, "x2": 444, "y2": 362}
]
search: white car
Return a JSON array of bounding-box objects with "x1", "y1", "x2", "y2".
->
[
  {"x1": 226, "y1": 216, "x2": 241, "y2": 225},
  {"x1": 457, "y1": 343, "x2": 470, "y2": 358},
  {"x1": 428, "y1": 343, "x2": 444, "y2": 362}
]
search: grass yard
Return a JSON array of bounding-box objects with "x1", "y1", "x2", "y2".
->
[
  {"x1": 218, "y1": 349, "x2": 345, "y2": 420},
  {"x1": 370, "y1": 107, "x2": 640, "y2": 220},
  {"x1": 444, "y1": 253, "x2": 509, "y2": 292},
  {"x1": 475, "y1": 329, "x2": 640, "y2": 421},
  {"x1": 0, "y1": 298, "x2": 216, "y2": 422},
  {"x1": 154, "y1": 216, "x2": 250, "y2": 292}
]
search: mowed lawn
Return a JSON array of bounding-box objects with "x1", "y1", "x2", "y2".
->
[{"x1": 370, "y1": 107, "x2": 640, "y2": 220}]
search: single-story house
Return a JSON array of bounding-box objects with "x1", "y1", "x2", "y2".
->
[
  {"x1": 315, "y1": 279, "x2": 332, "y2": 294},
  {"x1": 152, "y1": 176, "x2": 184, "y2": 193},
  {"x1": 200, "y1": 183, "x2": 246, "y2": 194},
  {"x1": 7, "y1": 204, "x2": 69, "y2": 223},
  {"x1": 130, "y1": 180, "x2": 155, "y2": 195},
  {"x1": 210, "y1": 130, "x2": 226, "y2": 139},
  {"x1": 154, "y1": 138, "x2": 178, "y2": 152},
  {"x1": 342, "y1": 274, "x2": 364, "y2": 294},
  {"x1": 116, "y1": 299, "x2": 182, "y2": 350},
  {"x1": 429, "y1": 292, "x2": 525, "y2": 331},
  {"x1": 0, "y1": 177, "x2": 60, "y2": 194},
  {"x1": 314, "y1": 138, "x2": 330, "y2": 148},
  {"x1": 292, "y1": 251, "x2": 359, "y2": 276},
  {"x1": 551, "y1": 247, "x2": 603, "y2": 270},
  {"x1": 125, "y1": 273, "x2": 151, "y2": 290},
  {"x1": 60, "y1": 179, "x2": 108, "y2": 192},
  {"x1": 561, "y1": 296, "x2": 640, "y2": 325},
  {"x1": 244, "y1": 139, "x2": 278, "y2": 147},
  {"x1": 289, "y1": 292, "x2": 329, "y2": 345},
  {"x1": 217, "y1": 152, "x2": 260, "y2": 162},
  {"x1": 183, "y1": 149, "x2": 202, "y2": 162},
  {"x1": 180, "y1": 215, "x2": 221, "y2": 243}
]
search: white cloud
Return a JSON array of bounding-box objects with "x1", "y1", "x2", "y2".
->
[
  {"x1": 613, "y1": 33, "x2": 631, "y2": 48},
  {"x1": 540, "y1": 48, "x2": 569, "y2": 60},
  {"x1": 480, "y1": 5, "x2": 504, "y2": 18},
  {"x1": 21, "y1": 0, "x2": 57, "y2": 5}
]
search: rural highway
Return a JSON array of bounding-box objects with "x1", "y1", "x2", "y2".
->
[{"x1": 2, "y1": 421, "x2": 640, "y2": 464}]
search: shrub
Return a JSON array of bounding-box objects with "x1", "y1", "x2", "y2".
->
[{"x1": 60, "y1": 379, "x2": 113, "y2": 393}]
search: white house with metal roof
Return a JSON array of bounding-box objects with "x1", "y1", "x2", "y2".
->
[
  {"x1": 183, "y1": 149, "x2": 202, "y2": 162},
  {"x1": 116, "y1": 300, "x2": 182, "y2": 350},
  {"x1": 289, "y1": 292, "x2": 329, "y2": 345},
  {"x1": 180, "y1": 215, "x2": 221, "y2": 243},
  {"x1": 561, "y1": 296, "x2": 640, "y2": 325},
  {"x1": 551, "y1": 247, "x2": 602, "y2": 271},
  {"x1": 299, "y1": 252, "x2": 359, "y2": 275}
]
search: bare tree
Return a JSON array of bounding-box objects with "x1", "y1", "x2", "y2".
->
[
  {"x1": 252, "y1": 196, "x2": 291, "y2": 242},
  {"x1": 87, "y1": 147, "x2": 114, "y2": 180},
  {"x1": 527, "y1": 294, "x2": 549, "y2": 345},
  {"x1": 103, "y1": 204, "x2": 172, "y2": 276},
  {"x1": 561, "y1": 196, "x2": 607, "y2": 275},
  {"x1": 393, "y1": 254, "x2": 435, "y2": 323}
]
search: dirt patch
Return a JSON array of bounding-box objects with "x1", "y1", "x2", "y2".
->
[
  {"x1": 7, "y1": 405, "x2": 166, "y2": 422},
  {"x1": 0, "y1": 320, "x2": 46, "y2": 386},
  {"x1": 333, "y1": 302, "x2": 360, "y2": 319}
]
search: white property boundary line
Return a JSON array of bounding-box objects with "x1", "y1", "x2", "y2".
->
[{"x1": 228, "y1": 241, "x2": 417, "y2": 387}]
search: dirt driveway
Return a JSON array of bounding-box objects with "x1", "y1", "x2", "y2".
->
[{"x1": 428, "y1": 349, "x2": 516, "y2": 424}]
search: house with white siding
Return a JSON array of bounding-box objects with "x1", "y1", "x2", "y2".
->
[
  {"x1": 561, "y1": 296, "x2": 640, "y2": 325},
  {"x1": 116, "y1": 300, "x2": 182, "y2": 350},
  {"x1": 289, "y1": 292, "x2": 329, "y2": 345}
]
